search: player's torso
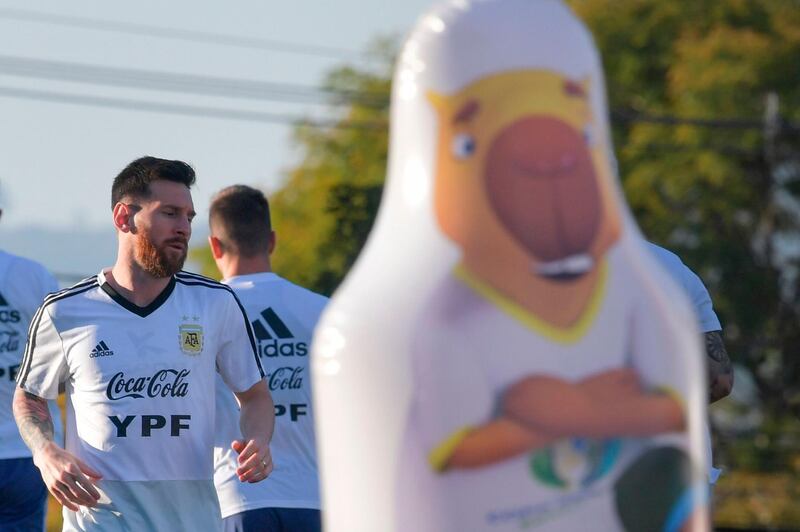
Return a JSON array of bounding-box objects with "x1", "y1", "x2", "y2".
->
[
  {"x1": 58, "y1": 280, "x2": 224, "y2": 481},
  {"x1": 215, "y1": 275, "x2": 322, "y2": 512},
  {"x1": 0, "y1": 254, "x2": 60, "y2": 459}
]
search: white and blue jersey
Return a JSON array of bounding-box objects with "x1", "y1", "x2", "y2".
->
[
  {"x1": 648, "y1": 242, "x2": 723, "y2": 483},
  {"x1": 0, "y1": 249, "x2": 62, "y2": 459},
  {"x1": 214, "y1": 272, "x2": 327, "y2": 518},
  {"x1": 17, "y1": 269, "x2": 264, "y2": 531}
]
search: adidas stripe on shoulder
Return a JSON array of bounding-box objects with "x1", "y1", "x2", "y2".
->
[{"x1": 18, "y1": 277, "x2": 100, "y2": 388}]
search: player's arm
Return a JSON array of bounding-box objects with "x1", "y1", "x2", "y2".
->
[
  {"x1": 705, "y1": 330, "x2": 733, "y2": 403},
  {"x1": 503, "y1": 369, "x2": 684, "y2": 438},
  {"x1": 13, "y1": 388, "x2": 102, "y2": 510},
  {"x1": 232, "y1": 380, "x2": 275, "y2": 483}
]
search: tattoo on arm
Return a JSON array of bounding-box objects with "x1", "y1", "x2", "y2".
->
[
  {"x1": 12, "y1": 390, "x2": 54, "y2": 454},
  {"x1": 705, "y1": 331, "x2": 733, "y2": 403}
]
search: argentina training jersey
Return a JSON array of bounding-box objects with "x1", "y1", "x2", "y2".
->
[
  {"x1": 17, "y1": 269, "x2": 264, "y2": 532},
  {"x1": 0, "y1": 249, "x2": 63, "y2": 459},
  {"x1": 214, "y1": 272, "x2": 327, "y2": 518}
]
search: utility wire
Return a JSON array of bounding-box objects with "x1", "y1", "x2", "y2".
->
[
  {"x1": 0, "y1": 54, "x2": 796, "y2": 134},
  {"x1": 0, "y1": 54, "x2": 390, "y2": 108},
  {"x1": 0, "y1": 7, "x2": 368, "y2": 62},
  {"x1": 0, "y1": 85, "x2": 388, "y2": 130}
]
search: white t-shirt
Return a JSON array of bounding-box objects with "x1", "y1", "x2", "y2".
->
[
  {"x1": 214, "y1": 272, "x2": 327, "y2": 518},
  {"x1": 0, "y1": 249, "x2": 63, "y2": 460},
  {"x1": 648, "y1": 242, "x2": 723, "y2": 483},
  {"x1": 17, "y1": 269, "x2": 264, "y2": 532},
  {"x1": 647, "y1": 243, "x2": 721, "y2": 333},
  {"x1": 398, "y1": 245, "x2": 703, "y2": 532}
]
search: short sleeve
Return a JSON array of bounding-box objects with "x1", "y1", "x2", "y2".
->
[
  {"x1": 41, "y1": 270, "x2": 59, "y2": 299},
  {"x1": 216, "y1": 291, "x2": 265, "y2": 393},
  {"x1": 409, "y1": 320, "x2": 494, "y2": 473},
  {"x1": 16, "y1": 305, "x2": 68, "y2": 400},
  {"x1": 681, "y1": 270, "x2": 722, "y2": 333}
]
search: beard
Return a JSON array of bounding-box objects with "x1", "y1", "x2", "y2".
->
[{"x1": 134, "y1": 230, "x2": 187, "y2": 278}]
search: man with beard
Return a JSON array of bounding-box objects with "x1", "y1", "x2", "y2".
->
[{"x1": 12, "y1": 157, "x2": 275, "y2": 532}]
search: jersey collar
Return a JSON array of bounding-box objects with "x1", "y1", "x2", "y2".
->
[
  {"x1": 98, "y1": 270, "x2": 177, "y2": 318},
  {"x1": 453, "y1": 261, "x2": 609, "y2": 344}
]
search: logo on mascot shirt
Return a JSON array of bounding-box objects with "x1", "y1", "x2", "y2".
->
[{"x1": 530, "y1": 438, "x2": 621, "y2": 489}]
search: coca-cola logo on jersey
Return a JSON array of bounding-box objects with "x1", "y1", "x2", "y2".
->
[{"x1": 106, "y1": 369, "x2": 190, "y2": 401}]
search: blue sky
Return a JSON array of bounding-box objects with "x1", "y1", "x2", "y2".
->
[{"x1": 0, "y1": 0, "x2": 432, "y2": 277}]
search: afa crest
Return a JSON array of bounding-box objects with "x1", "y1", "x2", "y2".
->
[{"x1": 179, "y1": 324, "x2": 203, "y2": 355}]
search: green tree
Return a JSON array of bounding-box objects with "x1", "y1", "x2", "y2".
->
[
  {"x1": 571, "y1": 0, "x2": 800, "y2": 423},
  {"x1": 189, "y1": 40, "x2": 393, "y2": 289}
]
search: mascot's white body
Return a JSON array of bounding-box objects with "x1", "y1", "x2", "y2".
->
[{"x1": 312, "y1": 1, "x2": 709, "y2": 531}]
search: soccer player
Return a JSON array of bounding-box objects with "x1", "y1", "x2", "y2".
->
[
  {"x1": 0, "y1": 206, "x2": 63, "y2": 531},
  {"x1": 208, "y1": 185, "x2": 327, "y2": 532},
  {"x1": 12, "y1": 157, "x2": 275, "y2": 531},
  {"x1": 648, "y1": 242, "x2": 733, "y2": 483}
]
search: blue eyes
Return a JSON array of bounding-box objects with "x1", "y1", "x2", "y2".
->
[{"x1": 452, "y1": 133, "x2": 476, "y2": 159}]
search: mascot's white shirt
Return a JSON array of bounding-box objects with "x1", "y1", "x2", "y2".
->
[{"x1": 399, "y1": 244, "x2": 697, "y2": 532}]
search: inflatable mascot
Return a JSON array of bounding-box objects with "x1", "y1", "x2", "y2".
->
[{"x1": 312, "y1": 1, "x2": 709, "y2": 531}]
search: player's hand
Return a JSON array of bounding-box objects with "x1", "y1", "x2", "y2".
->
[
  {"x1": 33, "y1": 441, "x2": 102, "y2": 511},
  {"x1": 232, "y1": 438, "x2": 273, "y2": 483}
]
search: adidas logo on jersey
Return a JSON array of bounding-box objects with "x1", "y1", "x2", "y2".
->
[
  {"x1": 251, "y1": 308, "x2": 307, "y2": 358},
  {"x1": 90, "y1": 341, "x2": 115, "y2": 358},
  {"x1": 0, "y1": 291, "x2": 21, "y2": 324}
]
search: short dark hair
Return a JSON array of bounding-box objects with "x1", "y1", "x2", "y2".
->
[
  {"x1": 209, "y1": 185, "x2": 272, "y2": 258},
  {"x1": 111, "y1": 156, "x2": 196, "y2": 209}
]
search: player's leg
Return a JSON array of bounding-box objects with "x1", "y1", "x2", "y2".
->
[{"x1": 0, "y1": 457, "x2": 48, "y2": 532}]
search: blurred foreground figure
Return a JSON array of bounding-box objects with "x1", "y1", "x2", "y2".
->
[
  {"x1": 312, "y1": 1, "x2": 709, "y2": 531},
  {"x1": 209, "y1": 185, "x2": 326, "y2": 532},
  {"x1": 13, "y1": 158, "x2": 273, "y2": 531},
  {"x1": 0, "y1": 205, "x2": 63, "y2": 532}
]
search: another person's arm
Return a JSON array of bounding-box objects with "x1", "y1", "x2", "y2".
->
[{"x1": 705, "y1": 330, "x2": 733, "y2": 403}]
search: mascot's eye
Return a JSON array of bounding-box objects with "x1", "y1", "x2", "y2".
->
[
  {"x1": 583, "y1": 125, "x2": 595, "y2": 146},
  {"x1": 451, "y1": 133, "x2": 476, "y2": 159}
]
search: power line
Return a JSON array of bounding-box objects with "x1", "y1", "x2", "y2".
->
[
  {"x1": 0, "y1": 85, "x2": 388, "y2": 130},
  {"x1": 0, "y1": 7, "x2": 368, "y2": 62},
  {"x1": 613, "y1": 109, "x2": 800, "y2": 133},
  {"x1": 0, "y1": 54, "x2": 390, "y2": 108},
  {"x1": 0, "y1": 55, "x2": 794, "y2": 134}
]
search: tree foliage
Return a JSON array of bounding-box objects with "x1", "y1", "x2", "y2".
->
[{"x1": 570, "y1": 0, "x2": 800, "y2": 423}]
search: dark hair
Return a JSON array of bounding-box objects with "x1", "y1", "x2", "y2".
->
[
  {"x1": 111, "y1": 156, "x2": 196, "y2": 209},
  {"x1": 209, "y1": 185, "x2": 272, "y2": 258}
]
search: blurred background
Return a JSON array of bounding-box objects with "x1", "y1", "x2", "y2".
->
[{"x1": 1, "y1": 0, "x2": 798, "y2": 530}]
